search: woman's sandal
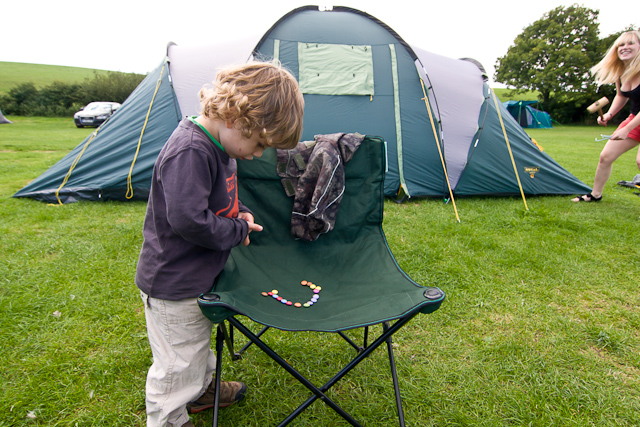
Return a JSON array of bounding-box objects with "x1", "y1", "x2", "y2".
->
[{"x1": 572, "y1": 193, "x2": 602, "y2": 202}]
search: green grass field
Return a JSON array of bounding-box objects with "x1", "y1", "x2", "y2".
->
[
  {"x1": 0, "y1": 62, "x2": 114, "y2": 95},
  {"x1": 1, "y1": 117, "x2": 639, "y2": 426}
]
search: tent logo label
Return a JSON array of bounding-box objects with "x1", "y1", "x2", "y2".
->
[
  {"x1": 11, "y1": 6, "x2": 593, "y2": 203},
  {"x1": 524, "y1": 167, "x2": 540, "y2": 178}
]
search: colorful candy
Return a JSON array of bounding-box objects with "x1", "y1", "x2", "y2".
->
[{"x1": 261, "y1": 280, "x2": 323, "y2": 308}]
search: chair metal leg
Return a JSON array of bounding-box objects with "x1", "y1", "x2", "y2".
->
[
  {"x1": 286, "y1": 314, "x2": 416, "y2": 426},
  {"x1": 228, "y1": 317, "x2": 362, "y2": 427},
  {"x1": 228, "y1": 313, "x2": 418, "y2": 426},
  {"x1": 217, "y1": 321, "x2": 241, "y2": 361},
  {"x1": 212, "y1": 324, "x2": 225, "y2": 427},
  {"x1": 364, "y1": 326, "x2": 369, "y2": 348},
  {"x1": 238, "y1": 326, "x2": 270, "y2": 355},
  {"x1": 338, "y1": 331, "x2": 365, "y2": 353},
  {"x1": 383, "y1": 322, "x2": 406, "y2": 427}
]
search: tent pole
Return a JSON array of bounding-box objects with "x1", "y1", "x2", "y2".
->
[
  {"x1": 491, "y1": 90, "x2": 529, "y2": 211},
  {"x1": 419, "y1": 79, "x2": 460, "y2": 222}
]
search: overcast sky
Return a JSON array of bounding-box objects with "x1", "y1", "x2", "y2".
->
[{"x1": 2, "y1": 0, "x2": 634, "y2": 87}]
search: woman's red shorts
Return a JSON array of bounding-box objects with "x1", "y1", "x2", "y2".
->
[{"x1": 618, "y1": 114, "x2": 640, "y2": 142}]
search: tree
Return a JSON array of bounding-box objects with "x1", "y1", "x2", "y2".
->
[
  {"x1": 0, "y1": 83, "x2": 39, "y2": 115},
  {"x1": 0, "y1": 71, "x2": 146, "y2": 117},
  {"x1": 81, "y1": 71, "x2": 145, "y2": 104},
  {"x1": 39, "y1": 81, "x2": 84, "y2": 109},
  {"x1": 494, "y1": 5, "x2": 601, "y2": 106}
]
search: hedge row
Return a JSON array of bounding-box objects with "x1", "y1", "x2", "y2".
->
[{"x1": 1, "y1": 71, "x2": 145, "y2": 117}]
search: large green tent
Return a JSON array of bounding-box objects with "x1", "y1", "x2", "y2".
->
[{"x1": 14, "y1": 6, "x2": 590, "y2": 203}]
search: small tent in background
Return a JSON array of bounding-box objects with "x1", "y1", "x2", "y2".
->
[
  {"x1": 502, "y1": 100, "x2": 553, "y2": 129},
  {"x1": 13, "y1": 5, "x2": 590, "y2": 204},
  {"x1": 0, "y1": 109, "x2": 12, "y2": 124}
]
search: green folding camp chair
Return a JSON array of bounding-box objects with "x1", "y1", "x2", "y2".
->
[{"x1": 198, "y1": 135, "x2": 445, "y2": 426}]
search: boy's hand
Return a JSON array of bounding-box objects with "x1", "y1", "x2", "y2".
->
[{"x1": 238, "y1": 212, "x2": 263, "y2": 246}]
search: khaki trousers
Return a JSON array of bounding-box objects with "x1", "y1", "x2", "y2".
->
[{"x1": 140, "y1": 291, "x2": 215, "y2": 427}]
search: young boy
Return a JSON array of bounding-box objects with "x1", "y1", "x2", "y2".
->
[{"x1": 135, "y1": 61, "x2": 304, "y2": 427}]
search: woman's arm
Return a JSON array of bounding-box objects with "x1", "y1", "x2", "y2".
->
[{"x1": 599, "y1": 80, "x2": 629, "y2": 126}]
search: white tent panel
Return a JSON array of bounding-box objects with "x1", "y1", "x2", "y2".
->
[
  {"x1": 167, "y1": 37, "x2": 260, "y2": 117},
  {"x1": 413, "y1": 47, "x2": 486, "y2": 189}
]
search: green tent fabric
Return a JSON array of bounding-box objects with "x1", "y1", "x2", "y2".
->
[
  {"x1": 244, "y1": 6, "x2": 590, "y2": 199},
  {"x1": 13, "y1": 6, "x2": 591, "y2": 203},
  {"x1": 197, "y1": 135, "x2": 444, "y2": 426},
  {"x1": 13, "y1": 60, "x2": 181, "y2": 203},
  {"x1": 198, "y1": 136, "x2": 444, "y2": 332},
  {"x1": 455, "y1": 90, "x2": 578, "y2": 195},
  {"x1": 503, "y1": 100, "x2": 553, "y2": 129}
]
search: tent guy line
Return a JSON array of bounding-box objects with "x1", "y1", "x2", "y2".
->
[{"x1": 14, "y1": 6, "x2": 591, "y2": 215}]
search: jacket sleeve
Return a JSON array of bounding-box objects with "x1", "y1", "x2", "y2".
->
[{"x1": 158, "y1": 147, "x2": 249, "y2": 251}]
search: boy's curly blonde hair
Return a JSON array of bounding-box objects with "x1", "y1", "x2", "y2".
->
[{"x1": 199, "y1": 61, "x2": 304, "y2": 150}]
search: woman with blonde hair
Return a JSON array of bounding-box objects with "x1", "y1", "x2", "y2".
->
[{"x1": 573, "y1": 30, "x2": 640, "y2": 202}]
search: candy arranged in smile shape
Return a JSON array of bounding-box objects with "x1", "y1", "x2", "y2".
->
[{"x1": 261, "y1": 280, "x2": 322, "y2": 308}]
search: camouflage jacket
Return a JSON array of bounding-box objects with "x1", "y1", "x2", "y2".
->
[{"x1": 276, "y1": 133, "x2": 364, "y2": 241}]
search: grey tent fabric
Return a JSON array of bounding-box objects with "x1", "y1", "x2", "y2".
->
[
  {"x1": 252, "y1": 6, "x2": 590, "y2": 198},
  {"x1": 168, "y1": 37, "x2": 260, "y2": 117},
  {"x1": 0, "y1": 109, "x2": 12, "y2": 124},
  {"x1": 13, "y1": 6, "x2": 591, "y2": 203},
  {"x1": 413, "y1": 47, "x2": 486, "y2": 196}
]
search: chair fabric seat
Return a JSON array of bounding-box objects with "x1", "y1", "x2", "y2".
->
[{"x1": 198, "y1": 135, "x2": 444, "y2": 332}]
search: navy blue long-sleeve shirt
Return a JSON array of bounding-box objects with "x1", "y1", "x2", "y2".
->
[{"x1": 135, "y1": 118, "x2": 251, "y2": 300}]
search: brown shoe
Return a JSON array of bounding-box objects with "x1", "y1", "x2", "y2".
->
[
  {"x1": 181, "y1": 422, "x2": 194, "y2": 427},
  {"x1": 187, "y1": 379, "x2": 247, "y2": 413}
]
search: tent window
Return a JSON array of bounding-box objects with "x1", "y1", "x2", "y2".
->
[{"x1": 298, "y1": 43, "x2": 374, "y2": 96}]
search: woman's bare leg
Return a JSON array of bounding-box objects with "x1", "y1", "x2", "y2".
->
[{"x1": 573, "y1": 137, "x2": 639, "y2": 201}]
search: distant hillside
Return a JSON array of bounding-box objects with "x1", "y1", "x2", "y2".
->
[
  {"x1": 0, "y1": 62, "x2": 138, "y2": 95},
  {"x1": 1, "y1": 61, "x2": 538, "y2": 104}
]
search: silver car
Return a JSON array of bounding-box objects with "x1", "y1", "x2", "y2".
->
[{"x1": 73, "y1": 102, "x2": 121, "y2": 128}]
